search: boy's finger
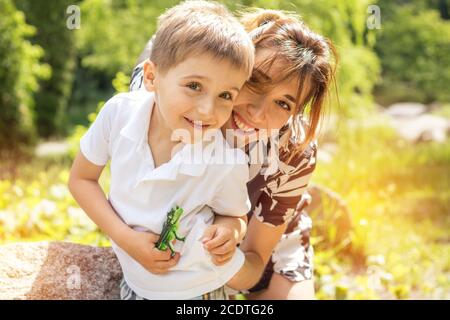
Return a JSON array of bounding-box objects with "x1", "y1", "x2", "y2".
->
[
  {"x1": 147, "y1": 232, "x2": 161, "y2": 243},
  {"x1": 201, "y1": 225, "x2": 217, "y2": 243},
  {"x1": 154, "y1": 257, "x2": 179, "y2": 269},
  {"x1": 152, "y1": 247, "x2": 173, "y2": 261},
  {"x1": 158, "y1": 252, "x2": 180, "y2": 263},
  {"x1": 203, "y1": 233, "x2": 228, "y2": 250},
  {"x1": 211, "y1": 252, "x2": 233, "y2": 266},
  {"x1": 150, "y1": 267, "x2": 169, "y2": 275},
  {"x1": 209, "y1": 240, "x2": 234, "y2": 255}
]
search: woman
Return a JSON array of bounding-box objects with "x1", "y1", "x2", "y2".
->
[{"x1": 130, "y1": 8, "x2": 337, "y2": 299}]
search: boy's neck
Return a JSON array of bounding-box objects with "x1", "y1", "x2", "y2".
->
[
  {"x1": 147, "y1": 102, "x2": 182, "y2": 167},
  {"x1": 148, "y1": 102, "x2": 176, "y2": 144}
]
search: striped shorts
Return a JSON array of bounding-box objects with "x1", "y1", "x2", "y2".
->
[{"x1": 119, "y1": 278, "x2": 228, "y2": 300}]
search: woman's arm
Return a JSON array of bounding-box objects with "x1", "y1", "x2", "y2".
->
[
  {"x1": 245, "y1": 275, "x2": 315, "y2": 300},
  {"x1": 227, "y1": 141, "x2": 319, "y2": 293},
  {"x1": 226, "y1": 217, "x2": 288, "y2": 291},
  {"x1": 213, "y1": 214, "x2": 247, "y2": 244}
]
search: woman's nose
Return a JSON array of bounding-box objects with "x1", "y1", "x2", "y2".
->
[{"x1": 247, "y1": 101, "x2": 266, "y2": 123}]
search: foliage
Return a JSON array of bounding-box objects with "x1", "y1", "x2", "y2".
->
[
  {"x1": 68, "y1": 72, "x2": 130, "y2": 159},
  {"x1": 310, "y1": 110, "x2": 450, "y2": 299},
  {"x1": 76, "y1": 0, "x2": 178, "y2": 76},
  {"x1": 0, "y1": 0, "x2": 50, "y2": 160},
  {"x1": 375, "y1": 1, "x2": 450, "y2": 104},
  {"x1": 15, "y1": 0, "x2": 78, "y2": 137}
]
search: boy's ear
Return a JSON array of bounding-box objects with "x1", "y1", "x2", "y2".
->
[{"x1": 143, "y1": 59, "x2": 157, "y2": 92}]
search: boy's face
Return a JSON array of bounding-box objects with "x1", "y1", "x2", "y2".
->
[{"x1": 143, "y1": 53, "x2": 248, "y2": 143}]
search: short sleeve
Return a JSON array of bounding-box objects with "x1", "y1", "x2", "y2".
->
[
  {"x1": 79, "y1": 101, "x2": 116, "y2": 166},
  {"x1": 209, "y1": 161, "x2": 251, "y2": 217},
  {"x1": 250, "y1": 141, "x2": 318, "y2": 226},
  {"x1": 130, "y1": 35, "x2": 154, "y2": 92},
  {"x1": 129, "y1": 63, "x2": 145, "y2": 92}
]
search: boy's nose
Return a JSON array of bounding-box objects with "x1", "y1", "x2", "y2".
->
[{"x1": 196, "y1": 100, "x2": 216, "y2": 122}]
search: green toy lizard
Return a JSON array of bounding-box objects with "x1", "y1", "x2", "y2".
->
[{"x1": 155, "y1": 205, "x2": 186, "y2": 257}]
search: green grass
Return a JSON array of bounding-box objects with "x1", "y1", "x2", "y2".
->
[
  {"x1": 0, "y1": 154, "x2": 111, "y2": 246},
  {"x1": 311, "y1": 114, "x2": 450, "y2": 299}
]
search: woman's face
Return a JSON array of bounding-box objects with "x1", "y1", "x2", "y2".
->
[{"x1": 222, "y1": 48, "x2": 309, "y2": 146}]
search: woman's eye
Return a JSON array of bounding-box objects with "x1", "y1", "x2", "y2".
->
[
  {"x1": 275, "y1": 100, "x2": 291, "y2": 111},
  {"x1": 219, "y1": 92, "x2": 233, "y2": 101},
  {"x1": 249, "y1": 75, "x2": 259, "y2": 84},
  {"x1": 186, "y1": 82, "x2": 201, "y2": 91}
]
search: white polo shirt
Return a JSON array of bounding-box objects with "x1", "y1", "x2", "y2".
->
[{"x1": 80, "y1": 90, "x2": 250, "y2": 299}]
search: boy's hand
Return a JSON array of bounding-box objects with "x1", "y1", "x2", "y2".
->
[
  {"x1": 201, "y1": 225, "x2": 238, "y2": 266},
  {"x1": 125, "y1": 229, "x2": 180, "y2": 275}
]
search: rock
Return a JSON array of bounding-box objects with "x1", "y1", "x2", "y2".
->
[
  {"x1": 384, "y1": 102, "x2": 427, "y2": 118},
  {"x1": 389, "y1": 114, "x2": 450, "y2": 143},
  {"x1": 316, "y1": 143, "x2": 337, "y2": 163},
  {"x1": 384, "y1": 103, "x2": 450, "y2": 143},
  {"x1": 0, "y1": 241, "x2": 122, "y2": 300},
  {"x1": 35, "y1": 141, "x2": 70, "y2": 157}
]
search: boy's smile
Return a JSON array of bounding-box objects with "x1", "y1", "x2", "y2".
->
[
  {"x1": 183, "y1": 116, "x2": 213, "y2": 130},
  {"x1": 143, "y1": 53, "x2": 249, "y2": 144}
]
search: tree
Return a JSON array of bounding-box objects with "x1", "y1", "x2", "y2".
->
[
  {"x1": 375, "y1": 3, "x2": 450, "y2": 104},
  {"x1": 0, "y1": 0, "x2": 50, "y2": 161},
  {"x1": 16, "y1": 0, "x2": 78, "y2": 137}
]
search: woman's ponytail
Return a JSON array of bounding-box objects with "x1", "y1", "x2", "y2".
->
[{"x1": 239, "y1": 8, "x2": 289, "y2": 31}]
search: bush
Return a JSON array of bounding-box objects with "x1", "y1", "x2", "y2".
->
[
  {"x1": 68, "y1": 72, "x2": 130, "y2": 160},
  {"x1": 77, "y1": 0, "x2": 174, "y2": 77},
  {"x1": 375, "y1": 5, "x2": 450, "y2": 104},
  {"x1": 0, "y1": 0, "x2": 50, "y2": 161},
  {"x1": 16, "y1": 0, "x2": 78, "y2": 138}
]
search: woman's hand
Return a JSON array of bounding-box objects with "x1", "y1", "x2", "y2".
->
[
  {"x1": 225, "y1": 218, "x2": 288, "y2": 291},
  {"x1": 124, "y1": 229, "x2": 180, "y2": 275},
  {"x1": 201, "y1": 224, "x2": 237, "y2": 266}
]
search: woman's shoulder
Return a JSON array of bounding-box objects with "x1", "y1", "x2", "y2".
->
[{"x1": 275, "y1": 137, "x2": 318, "y2": 177}]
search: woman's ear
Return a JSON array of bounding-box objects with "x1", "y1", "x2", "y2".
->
[{"x1": 143, "y1": 59, "x2": 156, "y2": 92}]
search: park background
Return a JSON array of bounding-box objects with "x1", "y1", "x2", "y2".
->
[{"x1": 0, "y1": 0, "x2": 449, "y2": 299}]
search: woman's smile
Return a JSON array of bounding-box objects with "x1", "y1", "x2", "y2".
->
[{"x1": 231, "y1": 111, "x2": 259, "y2": 135}]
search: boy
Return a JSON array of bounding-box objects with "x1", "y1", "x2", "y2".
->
[{"x1": 68, "y1": 0, "x2": 254, "y2": 299}]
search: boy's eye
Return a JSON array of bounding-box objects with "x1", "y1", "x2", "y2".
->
[
  {"x1": 186, "y1": 82, "x2": 201, "y2": 91},
  {"x1": 275, "y1": 100, "x2": 291, "y2": 111},
  {"x1": 219, "y1": 92, "x2": 233, "y2": 101}
]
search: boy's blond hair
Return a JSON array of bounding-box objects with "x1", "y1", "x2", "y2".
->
[{"x1": 150, "y1": 0, "x2": 254, "y2": 77}]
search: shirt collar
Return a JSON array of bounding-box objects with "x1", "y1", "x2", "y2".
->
[
  {"x1": 119, "y1": 91, "x2": 227, "y2": 184},
  {"x1": 119, "y1": 90, "x2": 155, "y2": 149},
  {"x1": 119, "y1": 92, "x2": 242, "y2": 184},
  {"x1": 133, "y1": 139, "x2": 219, "y2": 186}
]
